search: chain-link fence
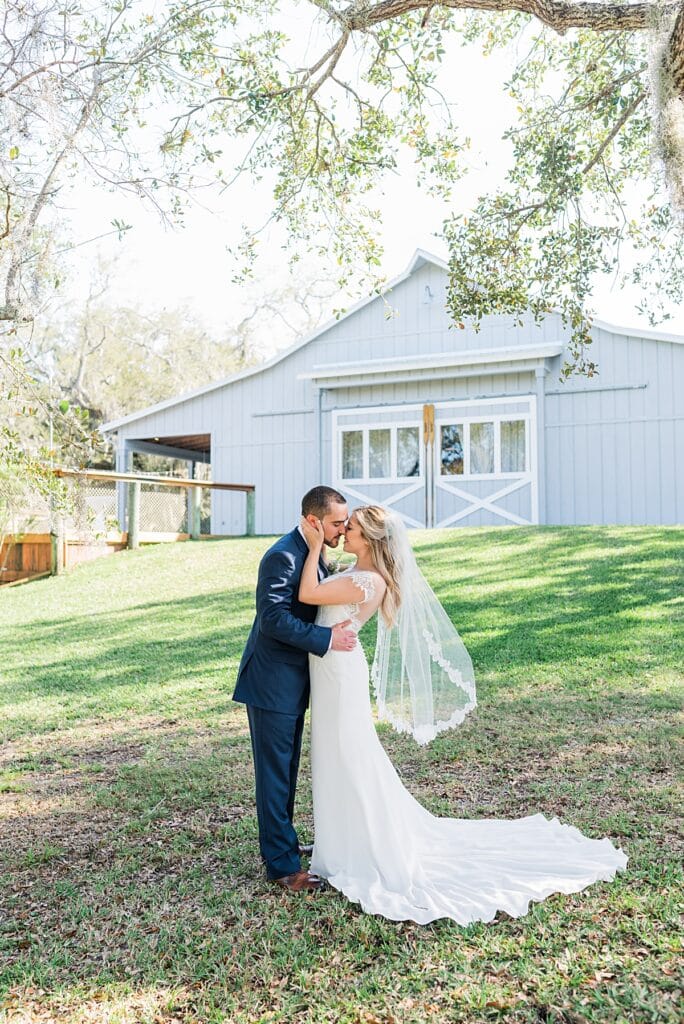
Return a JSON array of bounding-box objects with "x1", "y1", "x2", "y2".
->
[
  {"x1": 134, "y1": 482, "x2": 207, "y2": 533},
  {"x1": 4, "y1": 491, "x2": 52, "y2": 535},
  {"x1": 51, "y1": 471, "x2": 222, "y2": 539},
  {"x1": 137, "y1": 481, "x2": 188, "y2": 534},
  {"x1": 69, "y1": 477, "x2": 120, "y2": 537},
  {"x1": 3, "y1": 477, "x2": 118, "y2": 537},
  {"x1": 5, "y1": 476, "x2": 191, "y2": 538},
  {"x1": 50, "y1": 469, "x2": 253, "y2": 539}
]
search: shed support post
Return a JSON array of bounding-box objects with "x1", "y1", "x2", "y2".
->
[
  {"x1": 245, "y1": 490, "x2": 255, "y2": 536},
  {"x1": 116, "y1": 442, "x2": 132, "y2": 531},
  {"x1": 316, "y1": 387, "x2": 323, "y2": 481},
  {"x1": 535, "y1": 365, "x2": 547, "y2": 525},
  {"x1": 189, "y1": 485, "x2": 202, "y2": 539},
  {"x1": 50, "y1": 518, "x2": 65, "y2": 575},
  {"x1": 127, "y1": 481, "x2": 141, "y2": 549}
]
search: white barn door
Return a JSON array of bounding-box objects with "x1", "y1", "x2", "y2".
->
[
  {"x1": 429, "y1": 397, "x2": 538, "y2": 527},
  {"x1": 332, "y1": 405, "x2": 426, "y2": 527},
  {"x1": 332, "y1": 397, "x2": 538, "y2": 528}
]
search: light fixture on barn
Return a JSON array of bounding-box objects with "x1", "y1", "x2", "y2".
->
[{"x1": 422, "y1": 285, "x2": 434, "y2": 304}]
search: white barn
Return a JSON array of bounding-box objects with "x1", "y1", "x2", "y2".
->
[{"x1": 102, "y1": 250, "x2": 684, "y2": 534}]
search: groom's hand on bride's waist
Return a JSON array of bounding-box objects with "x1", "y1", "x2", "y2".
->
[{"x1": 330, "y1": 619, "x2": 356, "y2": 652}]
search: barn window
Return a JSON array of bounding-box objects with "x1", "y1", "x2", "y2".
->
[
  {"x1": 439, "y1": 418, "x2": 527, "y2": 476},
  {"x1": 369, "y1": 429, "x2": 391, "y2": 478},
  {"x1": 441, "y1": 423, "x2": 464, "y2": 475},
  {"x1": 342, "y1": 430, "x2": 363, "y2": 479},
  {"x1": 397, "y1": 426, "x2": 420, "y2": 477},
  {"x1": 339, "y1": 424, "x2": 422, "y2": 481},
  {"x1": 470, "y1": 421, "x2": 494, "y2": 474},
  {"x1": 501, "y1": 419, "x2": 526, "y2": 472}
]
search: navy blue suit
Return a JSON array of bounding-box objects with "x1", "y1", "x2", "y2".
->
[{"x1": 233, "y1": 528, "x2": 332, "y2": 879}]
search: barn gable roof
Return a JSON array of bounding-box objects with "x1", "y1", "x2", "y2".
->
[
  {"x1": 101, "y1": 248, "x2": 683, "y2": 434},
  {"x1": 100, "y1": 248, "x2": 446, "y2": 433}
]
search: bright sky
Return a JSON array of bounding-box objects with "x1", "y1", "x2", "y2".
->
[{"x1": 56, "y1": 8, "x2": 684, "y2": 350}]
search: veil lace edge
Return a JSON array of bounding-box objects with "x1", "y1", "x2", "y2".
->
[{"x1": 370, "y1": 655, "x2": 478, "y2": 746}]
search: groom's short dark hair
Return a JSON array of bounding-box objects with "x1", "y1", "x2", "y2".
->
[{"x1": 302, "y1": 486, "x2": 346, "y2": 518}]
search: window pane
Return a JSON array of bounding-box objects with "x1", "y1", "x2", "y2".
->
[
  {"x1": 440, "y1": 423, "x2": 464, "y2": 475},
  {"x1": 501, "y1": 419, "x2": 526, "y2": 472},
  {"x1": 342, "y1": 430, "x2": 363, "y2": 479},
  {"x1": 369, "y1": 429, "x2": 391, "y2": 478},
  {"x1": 397, "y1": 426, "x2": 420, "y2": 477},
  {"x1": 470, "y1": 421, "x2": 494, "y2": 474}
]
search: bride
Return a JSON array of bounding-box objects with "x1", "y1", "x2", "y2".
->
[{"x1": 298, "y1": 505, "x2": 627, "y2": 925}]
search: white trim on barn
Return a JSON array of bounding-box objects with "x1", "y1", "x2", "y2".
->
[
  {"x1": 592, "y1": 318, "x2": 684, "y2": 345},
  {"x1": 300, "y1": 343, "x2": 563, "y2": 387},
  {"x1": 100, "y1": 247, "x2": 684, "y2": 437}
]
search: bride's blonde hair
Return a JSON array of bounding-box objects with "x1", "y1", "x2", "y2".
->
[{"x1": 354, "y1": 505, "x2": 401, "y2": 626}]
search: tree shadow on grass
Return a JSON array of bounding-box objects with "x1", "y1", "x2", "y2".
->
[
  {"x1": 1, "y1": 591, "x2": 256, "y2": 738},
  {"x1": 1, "y1": 528, "x2": 682, "y2": 1020},
  {"x1": 0, "y1": 689, "x2": 681, "y2": 1020},
  {"x1": 415, "y1": 525, "x2": 683, "y2": 590},
  {"x1": 413, "y1": 527, "x2": 684, "y2": 676},
  {"x1": 5, "y1": 540, "x2": 680, "y2": 742},
  {"x1": 3, "y1": 531, "x2": 683, "y2": 1010}
]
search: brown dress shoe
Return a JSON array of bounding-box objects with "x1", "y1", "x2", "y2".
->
[{"x1": 272, "y1": 870, "x2": 324, "y2": 892}]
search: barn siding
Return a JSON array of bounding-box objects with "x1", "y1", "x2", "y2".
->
[
  {"x1": 542, "y1": 329, "x2": 684, "y2": 525},
  {"x1": 111, "y1": 256, "x2": 684, "y2": 533}
]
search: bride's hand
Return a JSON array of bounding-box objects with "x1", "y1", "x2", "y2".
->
[{"x1": 300, "y1": 515, "x2": 324, "y2": 551}]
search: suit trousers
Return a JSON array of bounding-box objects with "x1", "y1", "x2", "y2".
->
[{"x1": 246, "y1": 704, "x2": 305, "y2": 879}]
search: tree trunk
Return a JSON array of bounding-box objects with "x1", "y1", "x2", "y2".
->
[{"x1": 666, "y1": 6, "x2": 684, "y2": 95}]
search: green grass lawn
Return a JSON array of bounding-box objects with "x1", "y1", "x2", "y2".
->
[{"x1": 1, "y1": 527, "x2": 682, "y2": 1024}]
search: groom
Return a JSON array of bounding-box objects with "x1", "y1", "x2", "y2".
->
[{"x1": 233, "y1": 485, "x2": 356, "y2": 892}]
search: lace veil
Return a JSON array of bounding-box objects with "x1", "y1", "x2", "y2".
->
[{"x1": 370, "y1": 511, "x2": 477, "y2": 745}]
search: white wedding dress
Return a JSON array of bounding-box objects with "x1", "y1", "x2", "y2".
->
[{"x1": 309, "y1": 570, "x2": 628, "y2": 925}]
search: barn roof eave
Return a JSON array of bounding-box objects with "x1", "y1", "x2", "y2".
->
[
  {"x1": 592, "y1": 317, "x2": 684, "y2": 345},
  {"x1": 299, "y1": 342, "x2": 564, "y2": 386}
]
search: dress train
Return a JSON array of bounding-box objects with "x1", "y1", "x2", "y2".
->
[{"x1": 309, "y1": 579, "x2": 627, "y2": 925}]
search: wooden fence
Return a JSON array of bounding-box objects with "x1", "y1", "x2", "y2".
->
[
  {"x1": 0, "y1": 532, "x2": 128, "y2": 585},
  {"x1": 1, "y1": 469, "x2": 255, "y2": 586}
]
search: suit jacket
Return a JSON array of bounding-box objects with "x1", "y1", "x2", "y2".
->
[{"x1": 232, "y1": 528, "x2": 332, "y2": 716}]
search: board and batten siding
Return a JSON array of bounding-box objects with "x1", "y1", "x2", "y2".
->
[
  {"x1": 220, "y1": 262, "x2": 564, "y2": 532},
  {"x1": 109, "y1": 253, "x2": 683, "y2": 533},
  {"x1": 543, "y1": 327, "x2": 683, "y2": 525},
  {"x1": 114, "y1": 259, "x2": 563, "y2": 534}
]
